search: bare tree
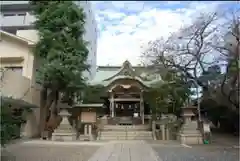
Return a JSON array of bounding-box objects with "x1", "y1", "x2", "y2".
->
[
  {"x1": 142, "y1": 9, "x2": 239, "y2": 112},
  {"x1": 218, "y1": 11, "x2": 239, "y2": 111},
  {"x1": 143, "y1": 11, "x2": 220, "y2": 88}
]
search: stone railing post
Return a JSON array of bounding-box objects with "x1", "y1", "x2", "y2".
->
[{"x1": 21, "y1": 109, "x2": 39, "y2": 138}]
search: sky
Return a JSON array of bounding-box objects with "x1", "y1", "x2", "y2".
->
[{"x1": 91, "y1": 1, "x2": 239, "y2": 66}]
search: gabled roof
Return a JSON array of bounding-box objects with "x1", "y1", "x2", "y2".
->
[
  {"x1": 0, "y1": 30, "x2": 36, "y2": 46},
  {"x1": 104, "y1": 60, "x2": 144, "y2": 81},
  {"x1": 89, "y1": 60, "x2": 163, "y2": 87}
]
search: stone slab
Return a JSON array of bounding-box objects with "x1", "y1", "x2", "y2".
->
[
  {"x1": 52, "y1": 133, "x2": 76, "y2": 141},
  {"x1": 87, "y1": 140, "x2": 162, "y2": 161},
  {"x1": 179, "y1": 133, "x2": 203, "y2": 145}
]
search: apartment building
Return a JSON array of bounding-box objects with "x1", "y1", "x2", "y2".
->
[
  {"x1": 0, "y1": 1, "x2": 98, "y2": 137},
  {"x1": 0, "y1": 30, "x2": 40, "y2": 137},
  {"x1": 0, "y1": 1, "x2": 98, "y2": 80}
]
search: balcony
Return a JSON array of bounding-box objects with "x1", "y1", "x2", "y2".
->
[
  {"x1": 1, "y1": 1, "x2": 29, "y2": 5},
  {"x1": 0, "y1": 70, "x2": 40, "y2": 107},
  {"x1": 0, "y1": 14, "x2": 36, "y2": 28}
]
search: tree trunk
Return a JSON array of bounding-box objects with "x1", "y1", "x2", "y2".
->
[
  {"x1": 46, "y1": 91, "x2": 59, "y2": 138},
  {"x1": 39, "y1": 88, "x2": 47, "y2": 137},
  {"x1": 39, "y1": 89, "x2": 55, "y2": 138}
]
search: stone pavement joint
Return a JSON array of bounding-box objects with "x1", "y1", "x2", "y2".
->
[
  {"x1": 87, "y1": 140, "x2": 162, "y2": 161},
  {"x1": 22, "y1": 140, "x2": 107, "y2": 146}
]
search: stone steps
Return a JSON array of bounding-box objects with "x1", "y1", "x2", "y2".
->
[
  {"x1": 99, "y1": 135, "x2": 153, "y2": 140},
  {"x1": 99, "y1": 136, "x2": 153, "y2": 140},
  {"x1": 78, "y1": 135, "x2": 91, "y2": 141},
  {"x1": 102, "y1": 125, "x2": 150, "y2": 131},
  {"x1": 100, "y1": 131, "x2": 152, "y2": 136},
  {"x1": 98, "y1": 127, "x2": 153, "y2": 140}
]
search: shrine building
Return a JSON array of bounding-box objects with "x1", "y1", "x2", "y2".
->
[{"x1": 74, "y1": 60, "x2": 163, "y2": 126}]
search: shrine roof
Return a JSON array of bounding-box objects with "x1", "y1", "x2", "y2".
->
[{"x1": 89, "y1": 60, "x2": 163, "y2": 87}]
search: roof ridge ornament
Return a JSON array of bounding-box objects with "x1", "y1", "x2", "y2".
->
[{"x1": 123, "y1": 60, "x2": 131, "y2": 67}]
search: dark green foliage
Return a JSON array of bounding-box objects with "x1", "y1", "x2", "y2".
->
[
  {"x1": 0, "y1": 103, "x2": 26, "y2": 146},
  {"x1": 201, "y1": 99, "x2": 239, "y2": 134},
  {"x1": 199, "y1": 63, "x2": 239, "y2": 133},
  {"x1": 146, "y1": 69, "x2": 192, "y2": 118},
  {"x1": 30, "y1": 1, "x2": 89, "y2": 95},
  {"x1": 82, "y1": 85, "x2": 105, "y2": 103}
]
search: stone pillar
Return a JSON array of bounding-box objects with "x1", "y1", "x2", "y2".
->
[
  {"x1": 152, "y1": 120, "x2": 157, "y2": 140},
  {"x1": 110, "y1": 92, "x2": 115, "y2": 117},
  {"x1": 88, "y1": 124, "x2": 93, "y2": 140},
  {"x1": 20, "y1": 122, "x2": 27, "y2": 138},
  {"x1": 165, "y1": 126, "x2": 170, "y2": 140},
  {"x1": 140, "y1": 90, "x2": 144, "y2": 124},
  {"x1": 161, "y1": 124, "x2": 165, "y2": 140},
  {"x1": 52, "y1": 107, "x2": 76, "y2": 141},
  {"x1": 113, "y1": 101, "x2": 115, "y2": 117},
  {"x1": 84, "y1": 124, "x2": 88, "y2": 135},
  {"x1": 88, "y1": 125, "x2": 92, "y2": 135}
]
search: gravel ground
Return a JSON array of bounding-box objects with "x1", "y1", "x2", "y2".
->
[
  {"x1": 148, "y1": 133, "x2": 239, "y2": 161},
  {"x1": 153, "y1": 145, "x2": 239, "y2": 161},
  {"x1": 1, "y1": 143, "x2": 100, "y2": 161}
]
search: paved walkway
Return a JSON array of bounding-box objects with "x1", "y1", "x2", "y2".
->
[
  {"x1": 2, "y1": 139, "x2": 239, "y2": 161},
  {"x1": 87, "y1": 140, "x2": 161, "y2": 161},
  {"x1": 211, "y1": 133, "x2": 239, "y2": 147}
]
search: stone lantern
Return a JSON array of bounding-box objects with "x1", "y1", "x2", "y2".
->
[
  {"x1": 52, "y1": 104, "x2": 76, "y2": 141},
  {"x1": 178, "y1": 104, "x2": 203, "y2": 145},
  {"x1": 181, "y1": 104, "x2": 196, "y2": 123}
]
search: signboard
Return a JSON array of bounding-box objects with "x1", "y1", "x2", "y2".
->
[
  {"x1": 203, "y1": 123, "x2": 210, "y2": 132},
  {"x1": 81, "y1": 112, "x2": 96, "y2": 123},
  {"x1": 133, "y1": 113, "x2": 139, "y2": 117}
]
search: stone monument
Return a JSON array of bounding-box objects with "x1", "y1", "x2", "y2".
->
[
  {"x1": 52, "y1": 105, "x2": 76, "y2": 141},
  {"x1": 178, "y1": 104, "x2": 203, "y2": 144}
]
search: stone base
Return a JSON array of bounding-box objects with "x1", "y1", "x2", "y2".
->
[
  {"x1": 178, "y1": 133, "x2": 203, "y2": 145},
  {"x1": 78, "y1": 134, "x2": 95, "y2": 141},
  {"x1": 52, "y1": 133, "x2": 76, "y2": 141}
]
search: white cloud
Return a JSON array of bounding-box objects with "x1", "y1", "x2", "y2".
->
[
  {"x1": 166, "y1": 1, "x2": 182, "y2": 5},
  {"x1": 93, "y1": 1, "x2": 234, "y2": 66},
  {"x1": 111, "y1": 1, "x2": 147, "y2": 12}
]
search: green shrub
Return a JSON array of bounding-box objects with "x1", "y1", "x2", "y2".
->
[{"x1": 0, "y1": 102, "x2": 26, "y2": 146}]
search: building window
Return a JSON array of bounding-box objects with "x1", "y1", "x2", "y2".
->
[
  {"x1": 3, "y1": 12, "x2": 26, "y2": 17},
  {"x1": 4, "y1": 66, "x2": 23, "y2": 75},
  {"x1": 3, "y1": 13, "x2": 15, "y2": 17},
  {"x1": 17, "y1": 13, "x2": 26, "y2": 16},
  {"x1": 3, "y1": 29, "x2": 17, "y2": 35}
]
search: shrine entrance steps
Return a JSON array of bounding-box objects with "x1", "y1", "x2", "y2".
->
[{"x1": 97, "y1": 125, "x2": 153, "y2": 140}]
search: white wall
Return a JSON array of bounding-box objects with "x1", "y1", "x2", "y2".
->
[
  {"x1": 16, "y1": 29, "x2": 38, "y2": 42},
  {"x1": 1, "y1": 1, "x2": 98, "y2": 81}
]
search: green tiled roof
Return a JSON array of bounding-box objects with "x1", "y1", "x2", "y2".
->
[
  {"x1": 88, "y1": 60, "x2": 163, "y2": 87},
  {"x1": 89, "y1": 70, "x2": 118, "y2": 85}
]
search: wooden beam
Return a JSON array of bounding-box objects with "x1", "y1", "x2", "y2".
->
[{"x1": 109, "y1": 98, "x2": 141, "y2": 101}]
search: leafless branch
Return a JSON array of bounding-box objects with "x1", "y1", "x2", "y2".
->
[{"x1": 142, "y1": 8, "x2": 239, "y2": 111}]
